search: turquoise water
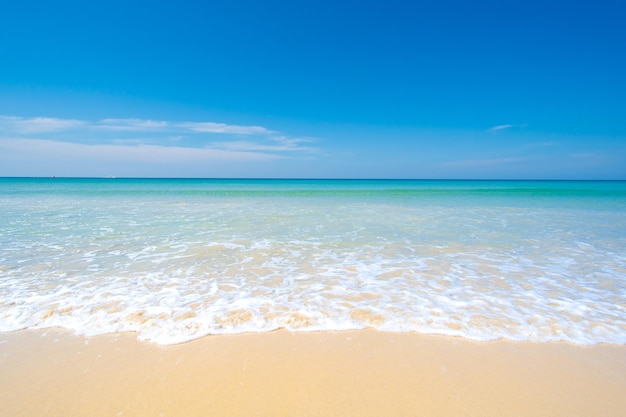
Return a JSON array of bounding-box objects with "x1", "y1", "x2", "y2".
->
[{"x1": 1, "y1": 178, "x2": 625, "y2": 344}]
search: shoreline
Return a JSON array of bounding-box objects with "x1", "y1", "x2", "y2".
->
[{"x1": 2, "y1": 328, "x2": 626, "y2": 417}]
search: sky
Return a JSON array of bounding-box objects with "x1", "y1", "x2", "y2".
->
[{"x1": 1, "y1": 0, "x2": 625, "y2": 179}]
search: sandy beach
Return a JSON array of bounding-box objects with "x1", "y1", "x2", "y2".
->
[{"x1": 1, "y1": 329, "x2": 625, "y2": 417}]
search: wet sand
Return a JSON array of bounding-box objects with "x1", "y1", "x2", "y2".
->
[{"x1": 1, "y1": 329, "x2": 625, "y2": 417}]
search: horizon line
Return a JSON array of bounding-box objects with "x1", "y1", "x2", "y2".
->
[{"x1": 1, "y1": 176, "x2": 624, "y2": 182}]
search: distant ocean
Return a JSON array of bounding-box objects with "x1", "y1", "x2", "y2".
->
[{"x1": 1, "y1": 178, "x2": 625, "y2": 345}]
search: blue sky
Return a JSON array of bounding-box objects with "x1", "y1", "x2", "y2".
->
[{"x1": 1, "y1": 0, "x2": 625, "y2": 179}]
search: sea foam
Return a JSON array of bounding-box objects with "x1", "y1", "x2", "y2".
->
[{"x1": 1, "y1": 178, "x2": 625, "y2": 345}]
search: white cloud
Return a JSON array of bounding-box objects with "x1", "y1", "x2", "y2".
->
[
  {"x1": 0, "y1": 115, "x2": 318, "y2": 156},
  {"x1": 0, "y1": 115, "x2": 276, "y2": 136},
  {"x1": 0, "y1": 115, "x2": 322, "y2": 177},
  {"x1": 0, "y1": 115, "x2": 86, "y2": 133},
  {"x1": 210, "y1": 136, "x2": 318, "y2": 153},
  {"x1": 489, "y1": 124, "x2": 514, "y2": 132},
  {"x1": 95, "y1": 118, "x2": 170, "y2": 131},
  {"x1": 272, "y1": 135, "x2": 316, "y2": 146},
  {"x1": 488, "y1": 124, "x2": 527, "y2": 133},
  {"x1": 178, "y1": 121, "x2": 273, "y2": 135},
  {"x1": 0, "y1": 138, "x2": 278, "y2": 163}
]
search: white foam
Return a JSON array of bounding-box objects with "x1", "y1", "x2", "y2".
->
[{"x1": 1, "y1": 191, "x2": 626, "y2": 345}]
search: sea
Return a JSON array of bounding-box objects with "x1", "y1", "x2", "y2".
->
[{"x1": 1, "y1": 178, "x2": 625, "y2": 345}]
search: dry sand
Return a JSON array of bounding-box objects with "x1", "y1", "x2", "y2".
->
[{"x1": 1, "y1": 328, "x2": 625, "y2": 417}]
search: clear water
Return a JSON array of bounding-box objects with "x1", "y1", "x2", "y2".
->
[{"x1": 1, "y1": 178, "x2": 625, "y2": 344}]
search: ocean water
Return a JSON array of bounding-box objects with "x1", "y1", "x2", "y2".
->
[{"x1": 1, "y1": 178, "x2": 625, "y2": 345}]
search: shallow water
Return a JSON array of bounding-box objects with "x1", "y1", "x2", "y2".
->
[{"x1": 1, "y1": 178, "x2": 625, "y2": 344}]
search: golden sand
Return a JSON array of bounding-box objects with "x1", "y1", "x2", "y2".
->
[{"x1": 1, "y1": 329, "x2": 625, "y2": 417}]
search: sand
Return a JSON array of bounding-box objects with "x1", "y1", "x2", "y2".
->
[{"x1": 1, "y1": 329, "x2": 625, "y2": 417}]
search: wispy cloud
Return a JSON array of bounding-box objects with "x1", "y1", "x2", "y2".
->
[
  {"x1": 488, "y1": 123, "x2": 527, "y2": 133},
  {"x1": 92, "y1": 118, "x2": 274, "y2": 135},
  {"x1": 0, "y1": 115, "x2": 86, "y2": 134},
  {"x1": 0, "y1": 136, "x2": 285, "y2": 177},
  {"x1": 210, "y1": 136, "x2": 317, "y2": 153},
  {"x1": 0, "y1": 115, "x2": 275, "y2": 136},
  {"x1": 0, "y1": 115, "x2": 320, "y2": 177},
  {"x1": 0, "y1": 115, "x2": 318, "y2": 156},
  {"x1": 178, "y1": 121, "x2": 273, "y2": 135},
  {"x1": 95, "y1": 118, "x2": 170, "y2": 131},
  {"x1": 0, "y1": 138, "x2": 279, "y2": 163}
]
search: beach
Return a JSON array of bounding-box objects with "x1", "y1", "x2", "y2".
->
[
  {"x1": 3, "y1": 0, "x2": 625, "y2": 412},
  {"x1": 1, "y1": 179, "x2": 625, "y2": 415},
  {"x1": 2, "y1": 179, "x2": 625, "y2": 345},
  {"x1": 2, "y1": 328, "x2": 626, "y2": 417}
]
